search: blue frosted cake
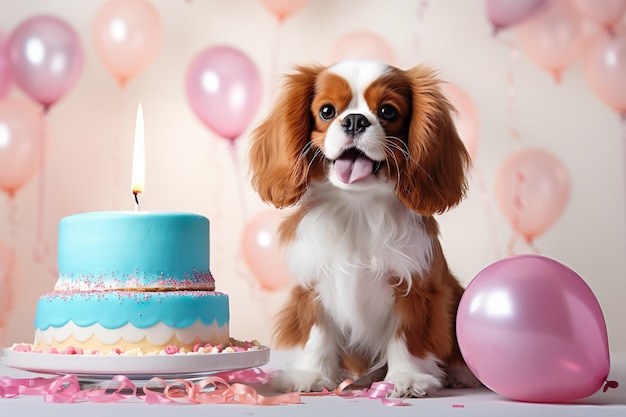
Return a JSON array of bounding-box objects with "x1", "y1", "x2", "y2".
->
[{"x1": 33, "y1": 211, "x2": 230, "y2": 354}]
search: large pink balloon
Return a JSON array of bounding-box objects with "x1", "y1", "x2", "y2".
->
[
  {"x1": 0, "y1": 30, "x2": 11, "y2": 99},
  {"x1": 8, "y1": 15, "x2": 83, "y2": 111},
  {"x1": 573, "y1": 0, "x2": 626, "y2": 30},
  {"x1": 583, "y1": 25, "x2": 626, "y2": 116},
  {"x1": 0, "y1": 97, "x2": 42, "y2": 196},
  {"x1": 185, "y1": 45, "x2": 262, "y2": 143},
  {"x1": 240, "y1": 210, "x2": 291, "y2": 291},
  {"x1": 517, "y1": 0, "x2": 583, "y2": 82},
  {"x1": 330, "y1": 30, "x2": 396, "y2": 65},
  {"x1": 495, "y1": 148, "x2": 569, "y2": 241},
  {"x1": 486, "y1": 0, "x2": 547, "y2": 32},
  {"x1": 260, "y1": 0, "x2": 309, "y2": 22},
  {"x1": 93, "y1": 0, "x2": 163, "y2": 87},
  {"x1": 457, "y1": 254, "x2": 610, "y2": 403},
  {"x1": 441, "y1": 83, "x2": 480, "y2": 160}
]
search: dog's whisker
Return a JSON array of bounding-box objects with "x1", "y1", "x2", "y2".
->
[
  {"x1": 385, "y1": 138, "x2": 434, "y2": 183},
  {"x1": 301, "y1": 148, "x2": 323, "y2": 191},
  {"x1": 383, "y1": 142, "x2": 404, "y2": 183},
  {"x1": 299, "y1": 141, "x2": 313, "y2": 159},
  {"x1": 307, "y1": 148, "x2": 322, "y2": 172}
]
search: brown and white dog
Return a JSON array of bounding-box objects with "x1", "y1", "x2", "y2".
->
[{"x1": 248, "y1": 60, "x2": 480, "y2": 397}]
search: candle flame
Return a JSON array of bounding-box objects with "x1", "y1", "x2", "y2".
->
[{"x1": 131, "y1": 103, "x2": 145, "y2": 197}]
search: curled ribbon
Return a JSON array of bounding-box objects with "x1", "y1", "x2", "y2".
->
[
  {"x1": 87, "y1": 375, "x2": 137, "y2": 403},
  {"x1": 1, "y1": 372, "x2": 409, "y2": 406},
  {"x1": 300, "y1": 379, "x2": 408, "y2": 406},
  {"x1": 215, "y1": 367, "x2": 275, "y2": 384},
  {"x1": 142, "y1": 378, "x2": 174, "y2": 404},
  {"x1": 1, "y1": 376, "x2": 55, "y2": 398},
  {"x1": 0, "y1": 372, "x2": 301, "y2": 405},
  {"x1": 44, "y1": 375, "x2": 84, "y2": 403}
]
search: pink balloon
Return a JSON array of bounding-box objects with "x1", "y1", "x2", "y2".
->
[
  {"x1": 260, "y1": 0, "x2": 309, "y2": 22},
  {"x1": 8, "y1": 14, "x2": 83, "y2": 111},
  {"x1": 185, "y1": 45, "x2": 262, "y2": 143},
  {"x1": 93, "y1": 0, "x2": 163, "y2": 87},
  {"x1": 240, "y1": 210, "x2": 291, "y2": 291},
  {"x1": 517, "y1": 0, "x2": 583, "y2": 82},
  {"x1": 583, "y1": 25, "x2": 626, "y2": 116},
  {"x1": 330, "y1": 30, "x2": 396, "y2": 65},
  {"x1": 495, "y1": 148, "x2": 570, "y2": 241},
  {"x1": 457, "y1": 254, "x2": 610, "y2": 403},
  {"x1": 573, "y1": 0, "x2": 626, "y2": 29},
  {"x1": 0, "y1": 97, "x2": 42, "y2": 196},
  {"x1": 0, "y1": 30, "x2": 12, "y2": 99},
  {"x1": 441, "y1": 83, "x2": 480, "y2": 160},
  {"x1": 486, "y1": 0, "x2": 547, "y2": 32}
]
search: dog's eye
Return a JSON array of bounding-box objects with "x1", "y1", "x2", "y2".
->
[
  {"x1": 319, "y1": 105, "x2": 336, "y2": 121},
  {"x1": 379, "y1": 105, "x2": 398, "y2": 121}
]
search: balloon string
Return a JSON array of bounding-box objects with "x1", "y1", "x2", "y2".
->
[
  {"x1": 269, "y1": 19, "x2": 284, "y2": 98},
  {"x1": 498, "y1": 36, "x2": 522, "y2": 146},
  {"x1": 526, "y1": 237, "x2": 540, "y2": 254},
  {"x1": 506, "y1": 233, "x2": 518, "y2": 256},
  {"x1": 33, "y1": 110, "x2": 50, "y2": 269},
  {"x1": 620, "y1": 115, "x2": 626, "y2": 252},
  {"x1": 208, "y1": 135, "x2": 226, "y2": 276},
  {"x1": 7, "y1": 194, "x2": 17, "y2": 245},
  {"x1": 507, "y1": 234, "x2": 540, "y2": 256},
  {"x1": 31, "y1": 111, "x2": 56, "y2": 278},
  {"x1": 509, "y1": 168, "x2": 525, "y2": 256},
  {"x1": 233, "y1": 244, "x2": 258, "y2": 296},
  {"x1": 226, "y1": 141, "x2": 265, "y2": 296},
  {"x1": 410, "y1": 0, "x2": 429, "y2": 66},
  {"x1": 228, "y1": 141, "x2": 248, "y2": 221},
  {"x1": 622, "y1": 116, "x2": 626, "y2": 225},
  {"x1": 112, "y1": 132, "x2": 123, "y2": 209},
  {"x1": 473, "y1": 166, "x2": 501, "y2": 259},
  {"x1": 506, "y1": 167, "x2": 542, "y2": 256}
]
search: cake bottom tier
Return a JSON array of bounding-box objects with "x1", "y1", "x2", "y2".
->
[{"x1": 34, "y1": 290, "x2": 229, "y2": 354}]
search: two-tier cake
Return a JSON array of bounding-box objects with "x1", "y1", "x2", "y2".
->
[{"x1": 32, "y1": 211, "x2": 230, "y2": 354}]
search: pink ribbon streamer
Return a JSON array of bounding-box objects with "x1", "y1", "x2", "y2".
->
[
  {"x1": 214, "y1": 367, "x2": 275, "y2": 384},
  {"x1": 1, "y1": 372, "x2": 414, "y2": 406},
  {"x1": 300, "y1": 378, "x2": 409, "y2": 406},
  {"x1": 0, "y1": 372, "x2": 301, "y2": 406}
]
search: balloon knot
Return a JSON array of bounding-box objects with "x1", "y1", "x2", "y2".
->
[{"x1": 603, "y1": 380, "x2": 619, "y2": 392}]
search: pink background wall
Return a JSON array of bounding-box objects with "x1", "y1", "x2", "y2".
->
[{"x1": 0, "y1": 0, "x2": 625, "y2": 351}]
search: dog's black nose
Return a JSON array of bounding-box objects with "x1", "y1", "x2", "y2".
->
[{"x1": 341, "y1": 114, "x2": 371, "y2": 135}]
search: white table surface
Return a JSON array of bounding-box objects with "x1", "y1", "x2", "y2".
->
[{"x1": 1, "y1": 350, "x2": 625, "y2": 416}]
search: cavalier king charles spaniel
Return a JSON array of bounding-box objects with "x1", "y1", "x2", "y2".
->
[{"x1": 249, "y1": 60, "x2": 480, "y2": 397}]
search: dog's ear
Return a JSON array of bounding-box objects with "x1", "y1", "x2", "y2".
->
[
  {"x1": 249, "y1": 65, "x2": 325, "y2": 208},
  {"x1": 395, "y1": 66, "x2": 471, "y2": 215}
]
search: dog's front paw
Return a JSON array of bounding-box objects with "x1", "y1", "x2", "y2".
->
[
  {"x1": 385, "y1": 372, "x2": 443, "y2": 398},
  {"x1": 271, "y1": 369, "x2": 338, "y2": 393},
  {"x1": 445, "y1": 364, "x2": 482, "y2": 388}
]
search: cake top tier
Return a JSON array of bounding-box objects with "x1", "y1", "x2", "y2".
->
[{"x1": 55, "y1": 211, "x2": 214, "y2": 291}]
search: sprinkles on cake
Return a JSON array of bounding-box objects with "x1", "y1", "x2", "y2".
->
[{"x1": 9, "y1": 338, "x2": 263, "y2": 356}]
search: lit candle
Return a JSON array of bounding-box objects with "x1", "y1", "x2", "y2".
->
[
  {"x1": 131, "y1": 103, "x2": 145, "y2": 210},
  {"x1": 52, "y1": 104, "x2": 215, "y2": 302}
]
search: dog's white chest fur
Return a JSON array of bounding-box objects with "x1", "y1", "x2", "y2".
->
[{"x1": 285, "y1": 181, "x2": 434, "y2": 350}]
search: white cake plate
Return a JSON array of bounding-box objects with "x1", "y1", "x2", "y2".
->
[{"x1": 1, "y1": 346, "x2": 270, "y2": 380}]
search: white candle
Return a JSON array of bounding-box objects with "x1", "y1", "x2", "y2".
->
[{"x1": 131, "y1": 103, "x2": 145, "y2": 210}]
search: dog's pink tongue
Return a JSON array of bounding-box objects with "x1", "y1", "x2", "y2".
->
[{"x1": 335, "y1": 153, "x2": 373, "y2": 184}]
